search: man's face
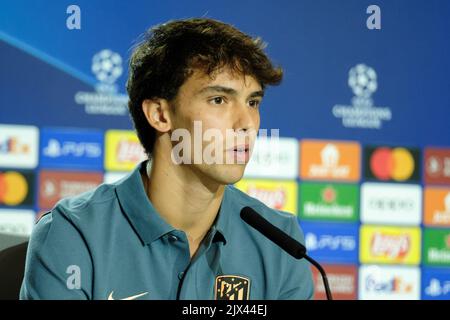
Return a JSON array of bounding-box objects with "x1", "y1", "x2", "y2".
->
[{"x1": 168, "y1": 67, "x2": 263, "y2": 185}]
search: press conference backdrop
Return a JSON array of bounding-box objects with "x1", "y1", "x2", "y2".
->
[{"x1": 1, "y1": 0, "x2": 450, "y2": 300}]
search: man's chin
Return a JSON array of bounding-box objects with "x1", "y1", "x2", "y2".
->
[
  {"x1": 195, "y1": 163, "x2": 247, "y2": 186},
  {"x1": 218, "y1": 165, "x2": 247, "y2": 185}
]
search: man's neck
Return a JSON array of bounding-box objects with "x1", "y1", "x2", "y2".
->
[{"x1": 143, "y1": 147, "x2": 225, "y2": 256}]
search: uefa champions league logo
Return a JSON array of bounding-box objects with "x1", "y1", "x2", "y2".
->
[
  {"x1": 332, "y1": 63, "x2": 392, "y2": 129},
  {"x1": 92, "y1": 49, "x2": 123, "y2": 87},
  {"x1": 74, "y1": 49, "x2": 128, "y2": 116},
  {"x1": 348, "y1": 64, "x2": 377, "y2": 99}
]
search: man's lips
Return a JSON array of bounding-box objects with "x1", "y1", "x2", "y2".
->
[
  {"x1": 225, "y1": 144, "x2": 251, "y2": 163},
  {"x1": 227, "y1": 144, "x2": 250, "y2": 152}
]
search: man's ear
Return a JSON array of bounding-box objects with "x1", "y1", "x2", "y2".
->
[{"x1": 142, "y1": 98, "x2": 172, "y2": 133}]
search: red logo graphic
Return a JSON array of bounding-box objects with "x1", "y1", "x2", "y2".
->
[{"x1": 311, "y1": 264, "x2": 357, "y2": 300}]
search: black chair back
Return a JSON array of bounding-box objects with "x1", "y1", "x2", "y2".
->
[{"x1": 0, "y1": 242, "x2": 28, "y2": 300}]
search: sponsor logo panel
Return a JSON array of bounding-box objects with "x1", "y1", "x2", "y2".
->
[
  {"x1": 0, "y1": 124, "x2": 39, "y2": 169},
  {"x1": 421, "y1": 267, "x2": 450, "y2": 300},
  {"x1": 359, "y1": 265, "x2": 420, "y2": 300},
  {"x1": 361, "y1": 182, "x2": 422, "y2": 226},
  {"x1": 312, "y1": 264, "x2": 358, "y2": 300},
  {"x1": 364, "y1": 146, "x2": 420, "y2": 183},
  {"x1": 244, "y1": 137, "x2": 298, "y2": 179},
  {"x1": 39, "y1": 127, "x2": 104, "y2": 170},
  {"x1": 360, "y1": 225, "x2": 421, "y2": 265},
  {"x1": 105, "y1": 130, "x2": 146, "y2": 171},
  {"x1": 38, "y1": 170, "x2": 103, "y2": 209},
  {"x1": 234, "y1": 179, "x2": 297, "y2": 215},
  {"x1": 423, "y1": 228, "x2": 450, "y2": 266},
  {"x1": 424, "y1": 187, "x2": 450, "y2": 227},
  {"x1": 299, "y1": 140, "x2": 360, "y2": 182},
  {"x1": 424, "y1": 148, "x2": 450, "y2": 185},
  {"x1": 301, "y1": 221, "x2": 359, "y2": 264},
  {"x1": 0, "y1": 209, "x2": 36, "y2": 236},
  {"x1": 0, "y1": 170, "x2": 35, "y2": 207},
  {"x1": 299, "y1": 182, "x2": 358, "y2": 222}
]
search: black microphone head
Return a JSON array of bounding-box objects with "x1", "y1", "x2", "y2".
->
[
  {"x1": 240, "y1": 206, "x2": 259, "y2": 223},
  {"x1": 240, "y1": 206, "x2": 306, "y2": 259}
]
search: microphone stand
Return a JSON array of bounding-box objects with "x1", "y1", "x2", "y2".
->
[{"x1": 303, "y1": 254, "x2": 333, "y2": 300}]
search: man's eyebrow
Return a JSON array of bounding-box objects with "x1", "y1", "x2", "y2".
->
[
  {"x1": 196, "y1": 85, "x2": 265, "y2": 98},
  {"x1": 248, "y1": 90, "x2": 264, "y2": 98}
]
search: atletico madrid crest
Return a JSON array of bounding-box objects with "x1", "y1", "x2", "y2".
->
[{"x1": 214, "y1": 275, "x2": 250, "y2": 300}]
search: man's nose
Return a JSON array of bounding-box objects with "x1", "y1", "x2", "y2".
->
[{"x1": 233, "y1": 103, "x2": 256, "y2": 133}]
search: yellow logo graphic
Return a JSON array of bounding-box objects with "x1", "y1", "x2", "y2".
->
[
  {"x1": 234, "y1": 179, "x2": 297, "y2": 215},
  {"x1": 104, "y1": 130, "x2": 146, "y2": 171},
  {"x1": 0, "y1": 172, "x2": 28, "y2": 206},
  {"x1": 360, "y1": 225, "x2": 421, "y2": 265},
  {"x1": 215, "y1": 275, "x2": 250, "y2": 300}
]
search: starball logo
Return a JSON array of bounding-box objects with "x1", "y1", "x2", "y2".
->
[
  {"x1": 74, "y1": 49, "x2": 128, "y2": 116},
  {"x1": 332, "y1": 64, "x2": 392, "y2": 129}
]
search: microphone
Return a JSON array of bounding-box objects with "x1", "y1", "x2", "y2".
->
[{"x1": 240, "y1": 206, "x2": 333, "y2": 300}]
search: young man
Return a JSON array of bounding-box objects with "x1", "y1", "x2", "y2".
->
[{"x1": 20, "y1": 18, "x2": 314, "y2": 300}]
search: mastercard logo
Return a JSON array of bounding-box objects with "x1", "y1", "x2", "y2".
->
[
  {"x1": 0, "y1": 172, "x2": 29, "y2": 205},
  {"x1": 368, "y1": 147, "x2": 418, "y2": 181}
]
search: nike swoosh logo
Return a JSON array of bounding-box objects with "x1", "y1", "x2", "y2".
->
[{"x1": 107, "y1": 291, "x2": 149, "y2": 300}]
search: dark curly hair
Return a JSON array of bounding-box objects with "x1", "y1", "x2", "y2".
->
[{"x1": 126, "y1": 18, "x2": 283, "y2": 158}]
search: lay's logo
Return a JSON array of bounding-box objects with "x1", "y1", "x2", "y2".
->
[
  {"x1": 371, "y1": 232, "x2": 410, "y2": 259},
  {"x1": 105, "y1": 130, "x2": 147, "y2": 171},
  {"x1": 234, "y1": 179, "x2": 297, "y2": 215},
  {"x1": 247, "y1": 187, "x2": 286, "y2": 210},
  {"x1": 116, "y1": 139, "x2": 144, "y2": 163},
  {"x1": 360, "y1": 225, "x2": 421, "y2": 265}
]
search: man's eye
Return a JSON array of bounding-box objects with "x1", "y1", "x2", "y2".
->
[
  {"x1": 249, "y1": 100, "x2": 261, "y2": 108},
  {"x1": 210, "y1": 97, "x2": 225, "y2": 105}
]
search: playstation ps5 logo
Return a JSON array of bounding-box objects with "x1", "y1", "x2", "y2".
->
[
  {"x1": 332, "y1": 63, "x2": 392, "y2": 129},
  {"x1": 74, "y1": 49, "x2": 128, "y2": 116}
]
